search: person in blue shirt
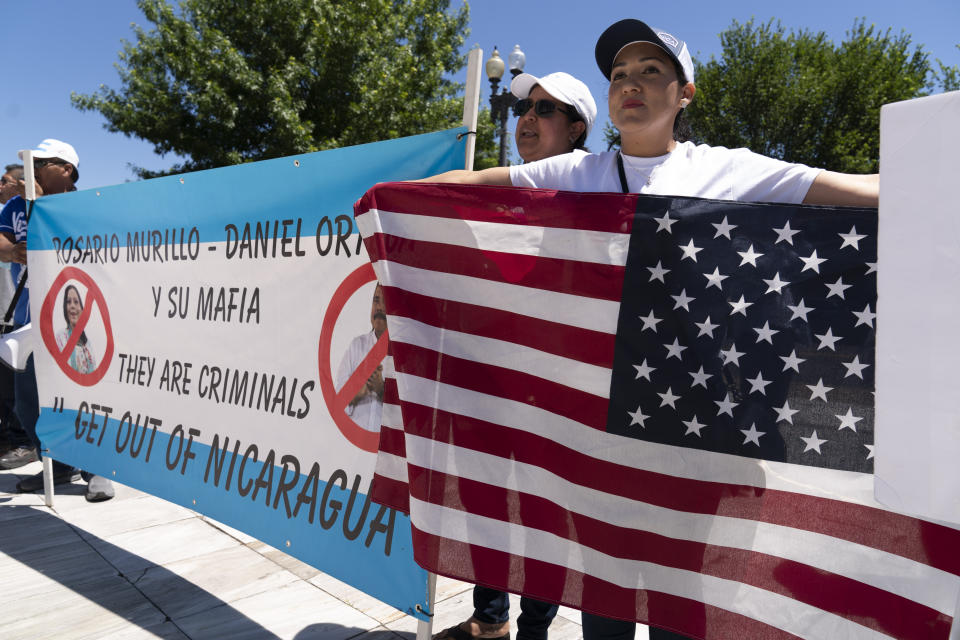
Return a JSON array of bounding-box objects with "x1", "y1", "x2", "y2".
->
[
  {"x1": 0, "y1": 162, "x2": 36, "y2": 469},
  {"x1": 0, "y1": 139, "x2": 114, "y2": 502}
]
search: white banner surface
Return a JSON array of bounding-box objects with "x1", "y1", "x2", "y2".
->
[{"x1": 27, "y1": 128, "x2": 468, "y2": 618}]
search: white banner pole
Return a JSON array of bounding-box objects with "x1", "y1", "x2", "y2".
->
[
  {"x1": 415, "y1": 571, "x2": 438, "y2": 640},
  {"x1": 42, "y1": 457, "x2": 54, "y2": 507},
  {"x1": 462, "y1": 47, "x2": 483, "y2": 171},
  {"x1": 21, "y1": 150, "x2": 36, "y2": 202}
]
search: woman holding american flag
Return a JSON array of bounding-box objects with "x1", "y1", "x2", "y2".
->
[
  {"x1": 422, "y1": 19, "x2": 878, "y2": 209},
  {"x1": 415, "y1": 15, "x2": 884, "y2": 640}
]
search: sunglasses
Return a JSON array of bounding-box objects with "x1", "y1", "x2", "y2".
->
[
  {"x1": 33, "y1": 158, "x2": 68, "y2": 169},
  {"x1": 513, "y1": 98, "x2": 572, "y2": 119}
]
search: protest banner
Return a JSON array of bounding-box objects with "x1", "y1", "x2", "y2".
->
[
  {"x1": 26, "y1": 127, "x2": 468, "y2": 620},
  {"x1": 357, "y1": 182, "x2": 960, "y2": 640}
]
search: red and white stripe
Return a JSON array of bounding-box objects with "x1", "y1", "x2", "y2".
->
[
  {"x1": 356, "y1": 183, "x2": 960, "y2": 640},
  {"x1": 369, "y1": 365, "x2": 409, "y2": 513}
]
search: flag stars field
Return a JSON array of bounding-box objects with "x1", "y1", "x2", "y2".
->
[{"x1": 611, "y1": 207, "x2": 877, "y2": 468}]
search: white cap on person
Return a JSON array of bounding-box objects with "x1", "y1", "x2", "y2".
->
[
  {"x1": 510, "y1": 72, "x2": 598, "y2": 136},
  {"x1": 19, "y1": 139, "x2": 80, "y2": 169}
]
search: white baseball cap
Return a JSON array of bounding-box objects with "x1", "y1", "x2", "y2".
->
[
  {"x1": 19, "y1": 139, "x2": 80, "y2": 180},
  {"x1": 511, "y1": 71, "x2": 597, "y2": 136}
]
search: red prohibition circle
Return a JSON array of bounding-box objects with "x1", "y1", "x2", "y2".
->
[
  {"x1": 39, "y1": 267, "x2": 114, "y2": 386},
  {"x1": 317, "y1": 263, "x2": 389, "y2": 453}
]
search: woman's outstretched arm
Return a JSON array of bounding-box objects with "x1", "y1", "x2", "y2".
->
[
  {"x1": 803, "y1": 171, "x2": 879, "y2": 207},
  {"x1": 412, "y1": 167, "x2": 512, "y2": 186}
]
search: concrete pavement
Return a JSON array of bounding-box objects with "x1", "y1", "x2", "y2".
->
[{"x1": 0, "y1": 459, "x2": 601, "y2": 640}]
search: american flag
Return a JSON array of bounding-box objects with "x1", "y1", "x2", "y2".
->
[{"x1": 355, "y1": 182, "x2": 960, "y2": 640}]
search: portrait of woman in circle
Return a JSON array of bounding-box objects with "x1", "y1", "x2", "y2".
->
[{"x1": 55, "y1": 284, "x2": 96, "y2": 374}]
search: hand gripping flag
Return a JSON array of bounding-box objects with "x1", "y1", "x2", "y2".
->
[{"x1": 355, "y1": 182, "x2": 960, "y2": 640}]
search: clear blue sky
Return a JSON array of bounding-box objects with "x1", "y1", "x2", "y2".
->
[{"x1": 2, "y1": 0, "x2": 957, "y2": 188}]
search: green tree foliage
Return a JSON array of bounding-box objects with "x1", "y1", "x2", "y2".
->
[
  {"x1": 72, "y1": 0, "x2": 493, "y2": 177},
  {"x1": 604, "y1": 19, "x2": 959, "y2": 173},
  {"x1": 472, "y1": 107, "x2": 501, "y2": 170},
  {"x1": 939, "y1": 46, "x2": 960, "y2": 92},
  {"x1": 602, "y1": 121, "x2": 619, "y2": 152}
]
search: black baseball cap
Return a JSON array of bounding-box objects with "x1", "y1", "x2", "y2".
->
[{"x1": 595, "y1": 19, "x2": 695, "y2": 82}]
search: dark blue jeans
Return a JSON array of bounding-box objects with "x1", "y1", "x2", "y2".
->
[
  {"x1": 15, "y1": 354, "x2": 73, "y2": 475},
  {"x1": 648, "y1": 628, "x2": 690, "y2": 640},
  {"x1": 473, "y1": 585, "x2": 558, "y2": 640},
  {"x1": 581, "y1": 613, "x2": 690, "y2": 640},
  {"x1": 0, "y1": 359, "x2": 29, "y2": 447}
]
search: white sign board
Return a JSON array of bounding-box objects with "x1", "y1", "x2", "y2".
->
[{"x1": 876, "y1": 90, "x2": 960, "y2": 525}]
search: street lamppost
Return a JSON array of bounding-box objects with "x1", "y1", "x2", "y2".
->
[{"x1": 486, "y1": 44, "x2": 526, "y2": 167}]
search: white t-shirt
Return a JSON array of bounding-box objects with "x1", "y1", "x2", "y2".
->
[
  {"x1": 509, "y1": 142, "x2": 822, "y2": 204},
  {"x1": 335, "y1": 329, "x2": 384, "y2": 433}
]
